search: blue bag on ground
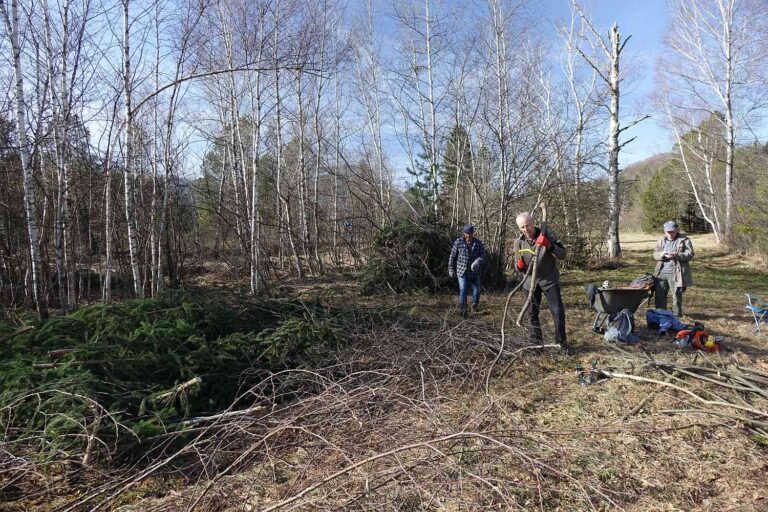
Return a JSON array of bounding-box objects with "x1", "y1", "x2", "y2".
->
[
  {"x1": 605, "y1": 308, "x2": 640, "y2": 343},
  {"x1": 646, "y1": 309, "x2": 687, "y2": 334}
]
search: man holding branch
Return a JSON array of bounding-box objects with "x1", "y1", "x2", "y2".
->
[{"x1": 513, "y1": 212, "x2": 568, "y2": 347}]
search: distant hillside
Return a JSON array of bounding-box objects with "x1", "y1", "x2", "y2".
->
[
  {"x1": 622, "y1": 152, "x2": 675, "y2": 182},
  {"x1": 621, "y1": 152, "x2": 675, "y2": 232}
]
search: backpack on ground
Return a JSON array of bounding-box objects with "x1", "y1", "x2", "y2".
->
[
  {"x1": 646, "y1": 309, "x2": 687, "y2": 334},
  {"x1": 629, "y1": 273, "x2": 655, "y2": 289},
  {"x1": 605, "y1": 308, "x2": 640, "y2": 343}
]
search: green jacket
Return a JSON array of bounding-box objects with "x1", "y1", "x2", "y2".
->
[{"x1": 653, "y1": 234, "x2": 694, "y2": 287}]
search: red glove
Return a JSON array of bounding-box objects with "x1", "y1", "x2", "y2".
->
[
  {"x1": 516, "y1": 258, "x2": 526, "y2": 271},
  {"x1": 535, "y1": 232, "x2": 551, "y2": 249}
]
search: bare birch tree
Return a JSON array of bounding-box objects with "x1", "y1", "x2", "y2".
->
[
  {"x1": 571, "y1": 0, "x2": 649, "y2": 259},
  {"x1": 660, "y1": 0, "x2": 768, "y2": 243},
  {"x1": 558, "y1": 8, "x2": 603, "y2": 236},
  {"x1": 1, "y1": 0, "x2": 48, "y2": 317},
  {"x1": 121, "y1": 0, "x2": 144, "y2": 298}
]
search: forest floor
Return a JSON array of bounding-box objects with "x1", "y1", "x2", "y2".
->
[
  {"x1": 120, "y1": 232, "x2": 768, "y2": 512},
  {"x1": 9, "y1": 233, "x2": 768, "y2": 511}
]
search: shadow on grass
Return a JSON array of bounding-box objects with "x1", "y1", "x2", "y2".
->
[
  {"x1": 572, "y1": 336, "x2": 768, "y2": 361},
  {"x1": 686, "y1": 311, "x2": 755, "y2": 324}
]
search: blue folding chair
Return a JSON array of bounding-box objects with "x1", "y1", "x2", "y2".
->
[{"x1": 745, "y1": 294, "x2": 768, "y2": 336}]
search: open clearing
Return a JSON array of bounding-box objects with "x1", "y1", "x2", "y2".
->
[
  {"x1": 7, "y1": 233, "x2": 768, "y2": 511},
  {"x1": 118, "y1": 233, "x2": 768, "y2": 512}
]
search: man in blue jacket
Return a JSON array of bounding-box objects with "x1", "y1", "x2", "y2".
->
[{"x1": 448, "y1": 224, "x2": 487, "y2": 317}]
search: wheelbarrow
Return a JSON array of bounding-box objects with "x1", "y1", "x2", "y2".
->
[{"x1": 590, "y1": 286, "x2": 652, "y2": 332}]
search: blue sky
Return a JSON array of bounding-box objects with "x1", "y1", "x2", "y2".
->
[
  {"x1": 380, "y1": 0, "x2": 674, "y2": 185},
  {"x1": 555, "y1": 0, "x2": 672, "y2": 166}
]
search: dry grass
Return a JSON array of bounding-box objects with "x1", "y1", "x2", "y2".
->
[
  {"x1": 621, "y1": 232, "x2": 721, "y2": 253},
  {"x1": 14, "y1": 234, "x2": 768, "y2": 511}
]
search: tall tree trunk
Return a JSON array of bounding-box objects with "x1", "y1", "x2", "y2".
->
[
  {"x1": 103, "y1": 120, "x2": 116, "y2": 301},
  {"x1": 150, "y1": 7, "x2": 161, "y2": 296},
  {"x1": 490, "y1": 0, "x2": 510, "y2": 259},
  {"x1": 41, "y1": 0, "x2": 73, "y2": 310},
  {"x1": 606, "y1": 23, "x2": 622, "y2": 259},
  {"x1": 724, "y1": 44, "x2": 734, "y2": 240},
  {"x1": 312, "y1": 2, "x2": 328, "y2": 274},
  {"x1": 333, "y1": 49, "x2": 341, "y2": 267},
  {"x1": 274, "y1": 0, "x2": 303, "y2": 277},
  {"x1": 122, "y1": 0, "x2": 143, "y2": 298},
  {"x1": 296, "y1": 74, "x2": 313, "y2": 271},
  {"x1": 424, "y1": 0, "x2": 439, "y2": 218},
  {"x1": 247, "y1": 11, "x2": 266, "y2": 295},
  {"x1": 1, "y1": 0, "x2": 49, "y2": 318}
]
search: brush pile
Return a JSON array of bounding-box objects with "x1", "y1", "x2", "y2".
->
[{"x1": 0, "y1": 291, "x2": 338, "y2": 459}]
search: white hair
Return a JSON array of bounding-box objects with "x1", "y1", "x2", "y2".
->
[{"x1": 516, "y1": 212, "x2": 533, "y2": 225}]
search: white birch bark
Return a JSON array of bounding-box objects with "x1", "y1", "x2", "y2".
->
[
  {"x1": 571, "y1": 2, "x2": 646, "y2": 259},
  {"x1": 122, "y1": 0, "x2": 143, "y2": 298},
  {"x1": 0, "y1": 0, "x2": 48, "y2": 318},
  {"x1": 1, "y1": 0, "x2": 48, "y2": 317},
  {"x1": 606, "y1": 23, "x2": 621, "y2": 259},
  {"x1": 274, "y1": 0, "x2": 303, "y2": 277}
]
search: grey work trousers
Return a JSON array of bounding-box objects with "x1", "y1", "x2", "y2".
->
[{"x1": 655, "y1": 272, "x2": 685, "y2": 317}]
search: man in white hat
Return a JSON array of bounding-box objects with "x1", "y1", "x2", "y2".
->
[{"x1": 653, "y1": 220, "x2": 695, "y2": 316}]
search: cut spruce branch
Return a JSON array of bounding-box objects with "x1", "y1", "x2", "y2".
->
[
  {"x1": 0, "y1": 325, "x2": 35, "y2": 344},
  {"x1": 151, "y1": 377, "x2": 203, "y2": 402},
  {"x1": 33, "y1": 360, "x2": 111, "y2": 369},
  {"x1": 47, "y1": 348, "x2": 76, "y2": 358}
]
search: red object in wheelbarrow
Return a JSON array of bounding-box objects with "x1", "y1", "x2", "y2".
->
[{"x1": 591, "y1": 286, "x2": 652, "y2": 332}]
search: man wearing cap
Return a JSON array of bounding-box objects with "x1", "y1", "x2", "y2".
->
[
  {"x1": 653, "y1": 221, "x2": 695, "y2": 317},
  {"x1": 448, "y1": 224, "x2": 487, "y2": 317},
  {"x1": 513, "y1": 212, "x2": 568, "y2": 347}
]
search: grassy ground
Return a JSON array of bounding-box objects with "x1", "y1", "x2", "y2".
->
[{"x1": 24, "y1": 233, "x2": 768, "y2": 511}]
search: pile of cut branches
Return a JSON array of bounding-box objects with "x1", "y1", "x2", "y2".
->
[
  {"x1": 358, "y1": 219, "x2": 505, "y2": 295},
  {"x1": 600, "y1": 356, "x2": 768, "y2": 440},
  {"x1": 0, "y1": 290, "x2": 338, "y2": 461},
  {"x1": 358, "y1": 219, "x2": 454, "y2": 295}
]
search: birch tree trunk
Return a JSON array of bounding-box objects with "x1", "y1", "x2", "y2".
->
[
  {"x1": 570, "y1": 2, "x2": 643, "y2": 259},
  {"x1": 1, "y1": 0, "x2": 49, "y2": 318},
  {"x1": 489, "y1": 0, "x2": 510, "y2": 257},
  {"x1": 295, "y1": 74, "x2": 313, "y2": 270},
  {"x1": 150, "y1": 5, "x2": 161, "y2": 296},
  {"x1": 605, "y1": 23, "x2": 621, "y2": 259},
  {"x1": 247, "y1": 8, "x2": 267, "y2": 294},
  {"x1": 274, "y1": 0, "x2": 303, "y2": 277},
  {"x1": 423, "y1": 0, "x2": 439, "y2": 218},
  {"x1": 122, "y1": 0, "x2": 143, "y2": 298},
  {"x1": 332, "y1": 36, "x2": 342, "y2": 267},
  {"x1": 41, "y1": 0, "x2": 69, "y2": 309},
  {"x1": 312, "y1": 1, "x2": 329, "y2": 274}
]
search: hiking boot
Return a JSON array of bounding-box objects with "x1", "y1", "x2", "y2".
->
[
  {"x1": 460, "y1": 308, "x2": 468, "y2": 318},
  {"x1": 471, "y1": 303, "x2": 479, "y2": 314}
]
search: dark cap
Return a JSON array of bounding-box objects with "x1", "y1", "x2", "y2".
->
[{"x1": 463, "y1": 224, "x2": 475, "y2": 234}]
